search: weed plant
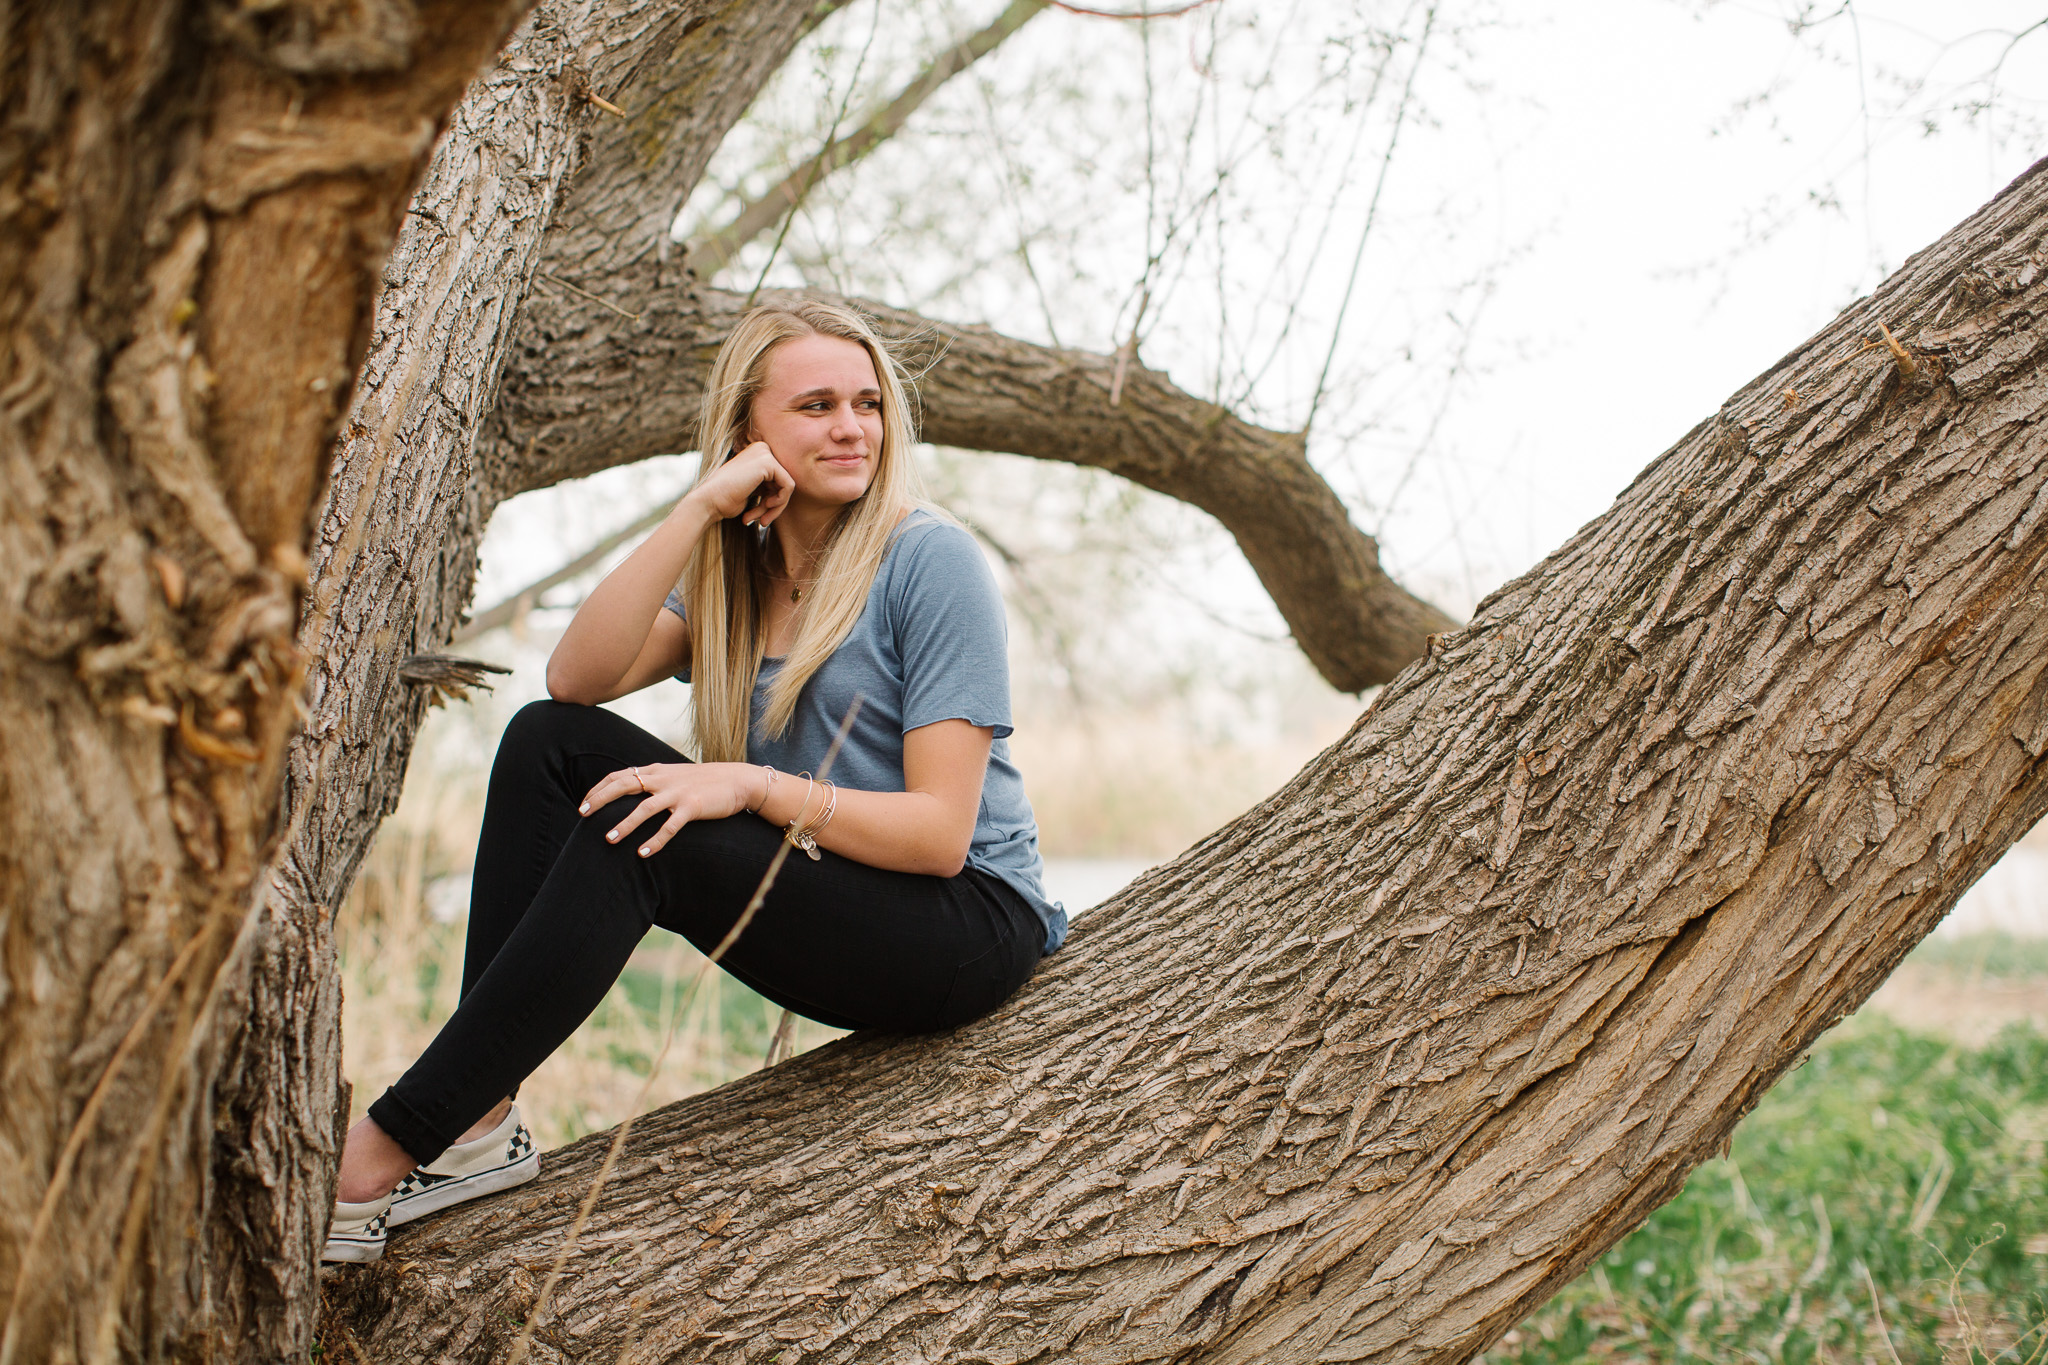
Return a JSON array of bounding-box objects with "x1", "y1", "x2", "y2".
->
[{"x1": 1488, "y1": 1017, "x2": 2048, "y2": 1363}]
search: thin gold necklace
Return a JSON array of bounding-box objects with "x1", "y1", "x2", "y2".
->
[{"x1": 773, "y1": 549, "x2": 819, "y2": 605}]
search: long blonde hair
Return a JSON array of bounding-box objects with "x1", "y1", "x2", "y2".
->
[{"x1": 681, "y1": 299, "x2": 926, "y2": 763}]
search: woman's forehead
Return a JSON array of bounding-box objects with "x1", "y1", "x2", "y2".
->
[{"x1": 762, "y1": 333, "x2": 878, "y2": 394}]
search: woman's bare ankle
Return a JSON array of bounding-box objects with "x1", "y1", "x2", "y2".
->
[
  {"x1": 336, "y1": 1116, "x2": 418, "y2": 1204},
  {"x1": 453, "y1": 1097, "x2": 514, "y2": 1147}
]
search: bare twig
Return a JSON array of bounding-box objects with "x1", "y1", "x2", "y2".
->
[
  {"x1": 0, "y1": 922, "x2": 212, "y2": 1364},
  {"x1": 763, "y1": 1009, "x2": 797, "y2": 1067},
  {"x1": 506, "y1": 698, "x2": 864, "y2": 1365},
  {"x1": 689, "y1": 0, "x2": 1048, "y2": 278},
  {"x1": 1047, "y1": 0, "x2": 1218, "y2": 17},
  {"x1": 745, "y1": 2, "x2": 883, "y2": 307},
  {"x1": 452, "y1": 504, "x2": 672, "y2": 643},
  {"x1": 1876, "y1": 320, "x2": 1918, "y2": 377},
  {"x1": 1304, "y1": 2, "x2": 1438, "y2": 440},
  {"x1": 397, "y1": 654, "x2": 512, "y2": 707},
  {"x1": 534, "y1": 271, "x2": 641, "y2": 322}
]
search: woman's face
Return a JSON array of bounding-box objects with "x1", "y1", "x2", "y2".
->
[{"x1": 747, "y1": 333, "x2": 886, "y2": 511}]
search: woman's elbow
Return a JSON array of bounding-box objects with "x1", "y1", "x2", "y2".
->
[
  {"x1": 931, "y1": 834, "x2": 973, "y2": 879},
  {"x1": 545, "y1": 661, "x2": 596, "y2": 706}
]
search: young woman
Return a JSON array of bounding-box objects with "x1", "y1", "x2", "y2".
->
[{"x1": 324, "y1": 299, "x2": 1067, "y2": 1262}]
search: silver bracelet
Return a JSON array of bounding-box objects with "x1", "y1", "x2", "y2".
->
[{"x1": 750, "y1": 764, "x2": 778, "y2": 813}]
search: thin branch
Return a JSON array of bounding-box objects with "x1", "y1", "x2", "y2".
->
[
  {"x1": 691, "y1": 0, "x2": 1049, "y2": 278},
  {"x1": 745, "y1": 0, "x2": 884, "y2": 307},
  {"x1": 451, "y1": 504, "x2": 674, "y2": 643},
  {"x1": 508, "y1": 701, "x2": 865, "y2": 1365},
  {"x1": 1047, "y1": 0, "x2": 1218, "y2": 17},
  {"x1": 534, "y1": 271, "x2": 642, "y2": 322},
  {"x1": 1303, "y1": 3, "x2": 1437, "y2": 440}
]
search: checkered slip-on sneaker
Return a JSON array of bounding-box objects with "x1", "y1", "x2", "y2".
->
[
  {"x1": 321, "y1": 1193, "x2": 393, "y2": 1264},
  {"x1": 386, "y1": 1104, "x2": 541, "y2": 1228}
]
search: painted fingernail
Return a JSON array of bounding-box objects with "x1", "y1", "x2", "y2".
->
[
  {"x1": 579, "y1": 802, "x2": 589, "y2": 814},
  {"x1": 607, "y1": 830, "x2": 619, "y2": 841},
  {"x1": 639, "y1": 846, "x2": 651, "y2": 857}
]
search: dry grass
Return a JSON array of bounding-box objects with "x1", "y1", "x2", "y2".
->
[{"x1": 1010, "y1": 706, "x2": 1353, "y2": 857}]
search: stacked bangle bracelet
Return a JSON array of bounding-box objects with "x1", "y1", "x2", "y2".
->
[{"x1": 759, "y1": 764, "x2": 837, "y2": 860}]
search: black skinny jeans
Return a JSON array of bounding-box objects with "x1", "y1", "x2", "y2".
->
[{"x1": 368, "y1": 699, "x2": 1044, "y2": 1166}]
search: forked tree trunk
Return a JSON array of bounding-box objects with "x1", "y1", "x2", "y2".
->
[
  {"x1": 0, "y1": 4, "x2": 529, "y2": 1362},
  {"x1": 323, "y1": 163, "x2": 2048, "y2": 1362},
  {"x1": 220, "y1": 1, "x2": 834, "y2": 1356}
]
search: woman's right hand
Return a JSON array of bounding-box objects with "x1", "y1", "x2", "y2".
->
[{"x1": 690, "y1": 441, "x2": 794, "y2": 528}]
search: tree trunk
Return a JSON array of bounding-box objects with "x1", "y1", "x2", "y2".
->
[
  {"x1": 216, "y1": 1, "x2": 833, "y2": 1357},
  {"x1": 323, "y1": 162, "x2": 2048, "y2": 1363},
  {"x1": 0, "y1": 4, "x2": 528, "y2": 1361}
]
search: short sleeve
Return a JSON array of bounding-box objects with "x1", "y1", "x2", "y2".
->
[
  {"x1": 890, "y1": 522, "x2": 1012, "y2": 738},
  {"x1": 663, "y1": 588, "x2": 691, "y2": 683}
]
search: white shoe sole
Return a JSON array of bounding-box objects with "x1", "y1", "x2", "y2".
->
[
  {"x1": 386, "y1": 1149, "x2": 540, "y2": 1227},
  {"x1": 321, "y1": 1233, "x2": 387, "y2": 1264}
]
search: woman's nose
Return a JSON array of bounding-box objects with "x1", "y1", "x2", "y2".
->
[{"x1": 829, "y1": 405, "x2": 862, "y2": 440}]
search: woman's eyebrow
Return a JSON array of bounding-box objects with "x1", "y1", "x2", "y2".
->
[{"x1": 787, "y1": 385, "x2": 882, "y2": 402}]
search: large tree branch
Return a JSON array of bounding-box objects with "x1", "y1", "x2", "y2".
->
[
  {"x1": 684, "y1": 0, "x2": 1051, "y2": 278},
  {"x1": 218, "y1": 5, "x2": 830, "y2": 1353},
  {"x1": 484, "y1": 277, "x2": 1455, "y2": 690},
  {"x1": 333, "y1": 160, "x2": 2048, "y2": 1364}
]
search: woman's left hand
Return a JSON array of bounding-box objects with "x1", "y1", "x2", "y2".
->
[{"x1": 579, "y1": 762, "x2": 763, "y2": 858}]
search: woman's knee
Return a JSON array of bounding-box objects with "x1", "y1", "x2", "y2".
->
[{"x1": 497, "y1": 698, "x2": 600, "y2": 766}]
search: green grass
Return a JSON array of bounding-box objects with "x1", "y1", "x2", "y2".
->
[
  {"x1": 1905, "y1": 932, "x2": 2048, "y2": 981},
  {"x1": 1487, "y1": 1016, "x2": 2048, "y2": 1363}
]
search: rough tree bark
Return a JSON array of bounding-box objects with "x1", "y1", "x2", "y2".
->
[
  {"x1": 0, "y1": 4, "x2": 530, "y2": 1362},
  {"x1": 323, "y1": 163, "x2": 2048, "y2": 1362}
]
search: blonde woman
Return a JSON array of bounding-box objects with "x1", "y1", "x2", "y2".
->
[{"x1": 324, "y1": 300, "x2": 1066, "y2": 1262}]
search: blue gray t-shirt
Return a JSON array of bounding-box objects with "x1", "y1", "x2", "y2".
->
[{"x1": 665, "y1": 510, "x2": 1068, "y2": 953}]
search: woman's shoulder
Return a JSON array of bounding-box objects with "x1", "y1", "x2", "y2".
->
[
  {"x1": 888, "y1": 508, "x2": 988, "y2": 579},
  {"x1": 878, "y1": 508, "x2": 998, "y2": 617}
]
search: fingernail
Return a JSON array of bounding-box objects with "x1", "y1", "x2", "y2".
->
[
  {"x1": 639, "y1": 846, "x2": 651, "y2": 857},
  {"x1": 579, "y1": 802, "x2": 589, "y2": 814},
  {"x1": 607, "y1": 830, "x2": 619, "y2": 841}
]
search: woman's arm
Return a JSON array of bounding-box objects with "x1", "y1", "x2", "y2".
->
[
  {"x1": 546, "y1": 444, "x2": 792, "y2": 705},
  {"x1": 579, "y1": 718, "x2": 993, "y2": 877}
]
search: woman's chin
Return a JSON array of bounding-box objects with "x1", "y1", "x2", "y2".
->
[{"x1": 809, "y1": 477, "x2": 875, "y2": 507}]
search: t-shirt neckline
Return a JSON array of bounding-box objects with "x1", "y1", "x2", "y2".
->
[{"x1": 756, "y1": 508, "x2": 931, "y2": 671}]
